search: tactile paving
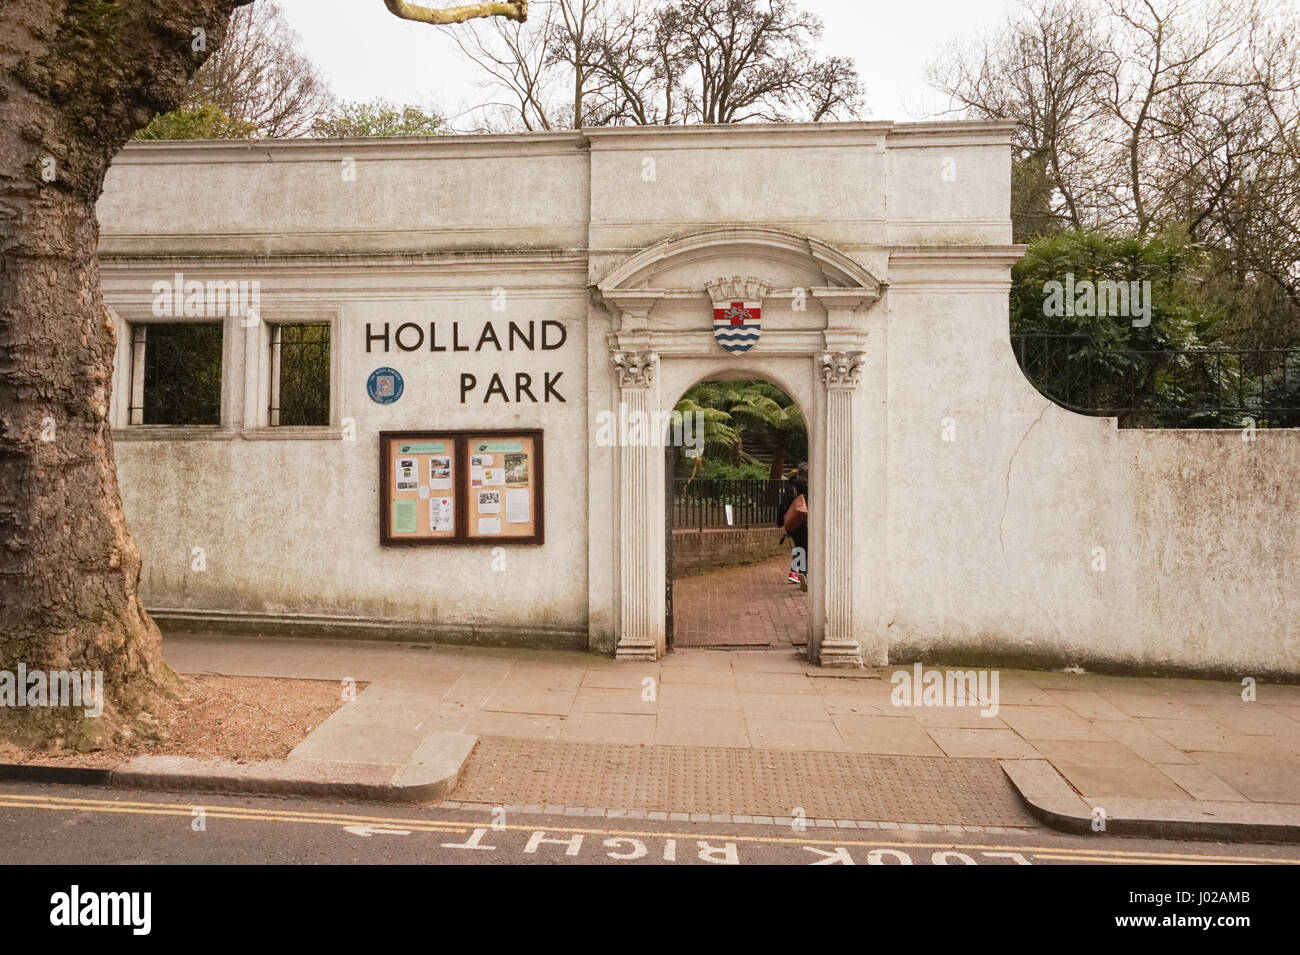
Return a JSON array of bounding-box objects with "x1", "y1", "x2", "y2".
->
[{"x1": 454, "y1": 737, "x2": 1032, "y2": 825}]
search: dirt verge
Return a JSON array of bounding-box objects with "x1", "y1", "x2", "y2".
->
[{"x1": 0, "y1": 674, "x2": 352, "y2": 768}]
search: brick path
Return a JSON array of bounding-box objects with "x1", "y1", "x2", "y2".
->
[{"x1": 672, "y1": 555, "x2": 808, "y2": 648}]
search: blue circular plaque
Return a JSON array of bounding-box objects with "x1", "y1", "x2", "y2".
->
[{"x1": 367, "y1": 367, "x2": 404, "y2": 405}]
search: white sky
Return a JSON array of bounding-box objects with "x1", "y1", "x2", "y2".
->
[{"x1": 275, "y1": 0, "x2": 1023, "y2": 125}]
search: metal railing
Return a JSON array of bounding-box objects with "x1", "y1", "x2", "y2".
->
[
  {"x1": 672, "y1": 478, "x2": 789, "y2": 529},
  {"x1": 1011, "y1": 333, "x2": 1300, "y2": 428}
]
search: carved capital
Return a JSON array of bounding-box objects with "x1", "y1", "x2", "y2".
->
[
  {"x1": 612, "y1": 350, "x2": 658, "y2": 389},
  {"x1": 705, "y1": 275, "x2": 770, "y2": 305},
  {"x1": 819, "y1": 351, "x2": 866, "y2": 389}
]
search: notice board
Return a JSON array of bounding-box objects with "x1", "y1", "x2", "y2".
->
[{"x1": 380, "y1": 430, "x2": 543, "y2": 546}]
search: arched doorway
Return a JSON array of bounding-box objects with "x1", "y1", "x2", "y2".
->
[
  {"x1": 665, "y1": 376, "x2": 811, "y2": 650},
  {"x1": 594, "y1": 227, "x2": 886, "y2": 667}
]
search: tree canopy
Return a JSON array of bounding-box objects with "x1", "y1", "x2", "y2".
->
[{"x1": 674, "y1": 380, "x2": 807, "y2": 480}]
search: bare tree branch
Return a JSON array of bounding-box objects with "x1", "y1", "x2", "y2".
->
[{"x1": 385, "y1": 0, "x2": 529, "y2": 25}]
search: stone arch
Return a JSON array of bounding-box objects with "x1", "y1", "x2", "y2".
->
[
  {"x1": 595, "y1": 227, "x2": 883, "y2": 666},
  {"x1": 598, "y1": 227, "x2": 884, "y2": 294},
  {"x1": 663, "y1": 366, "x2": 813, "y2": 649}
]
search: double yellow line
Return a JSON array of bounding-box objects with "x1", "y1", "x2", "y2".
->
[{"x1": 0, "y1": 792, "x2": 1294, "y2": 865}]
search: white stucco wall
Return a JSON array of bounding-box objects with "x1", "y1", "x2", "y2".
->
[
  {"x1": 881, "y1": 274, "x2": 1300, "y2": 676},
  {"x1": 97, "y1": 123, "x2": 1299, "y2": 673}
]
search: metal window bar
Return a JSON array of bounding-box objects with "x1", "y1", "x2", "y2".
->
[
  {"x1": 270, "y1": 323, "x2": 330, "y2": 427},
  {"x1": 1010, "y1": 334, "x2": 1300, "y2": 428},
  {"x1": 132, "y1": 322, "x2": 223, "y2": 426}
]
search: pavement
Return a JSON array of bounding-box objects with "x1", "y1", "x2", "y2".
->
[{"x1": 7, "y1": 627, "x2": 1293, "y2": 843}]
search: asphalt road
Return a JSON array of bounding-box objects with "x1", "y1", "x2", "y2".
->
[{"x1": 1, "y1": 781, "x2": 1297, "y2": 866}]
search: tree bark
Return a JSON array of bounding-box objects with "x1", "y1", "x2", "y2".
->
[{"x1": 0, "y1": 0, "x2": 252, "y2": 748}]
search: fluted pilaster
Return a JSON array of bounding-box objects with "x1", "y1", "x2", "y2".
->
[
  {"x1": 613, "y1": 350, "x2": 660, "y2": 661},
  {"x1": 819, "y1": 351, "x2": 865, "y2": 668}
]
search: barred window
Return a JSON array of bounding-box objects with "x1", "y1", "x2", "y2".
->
[
  {"x1": 270, "y1": 323, "x2": 330, "y2": 427},
  {"x1": 130, "y1": 323, "x2": 223, "y2": 426}
]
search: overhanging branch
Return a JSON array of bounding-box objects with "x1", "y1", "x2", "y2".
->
[{"x1": 383, "y1": 1, "x2": 527, "y2": 25}]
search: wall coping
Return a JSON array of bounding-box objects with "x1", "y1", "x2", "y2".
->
[{"x1": 111, "y1": 120, "x2": 1017, "y2": 165}]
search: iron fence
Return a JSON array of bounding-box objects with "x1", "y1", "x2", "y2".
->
[
  {"x1": 1011, "y1": 333, "x2": 1300, "y2": 428},
  {"x1": 672, "y1": 478, "x2": 789, "y2": 529}
]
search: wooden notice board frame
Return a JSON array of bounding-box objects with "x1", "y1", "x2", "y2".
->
[{"x1": 380, "y1": 429, "x2": 544, "y2": 546}]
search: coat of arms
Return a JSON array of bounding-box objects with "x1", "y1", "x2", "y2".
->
[{"x1": 706, "y1": 277, "x2": 768, "y2": 354}]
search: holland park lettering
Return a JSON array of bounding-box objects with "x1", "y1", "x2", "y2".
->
[{"x1": 365, "y1": 320, "x2": 567, "y2": 403}]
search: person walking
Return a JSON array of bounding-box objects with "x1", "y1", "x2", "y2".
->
[{"x1": 777, "y1": 463, "x2": 809, "y2": 592}]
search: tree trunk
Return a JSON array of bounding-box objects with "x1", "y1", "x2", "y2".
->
[
  {"x1": 769, "y1": 439, "x2": 786, "y2": 480},
  {"x1": 0, "y1": 0, "x2": 251, "y2": 749}
]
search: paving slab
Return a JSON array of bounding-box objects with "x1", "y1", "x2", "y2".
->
[
  {"x1": 464, "y1": 711, "x2": 563, "y2": 739},
  {"x1": 1257, "y1": 684, "x2": 1300, "y2": 704},
  {"x1": 821, "y1": 694, "x2": 891, "y2": 717},
  {"x1": 734, "y1": 672, "x2": 820, "y2": 695},
  {"x1": 1091, "y1": 719, "x2": 1196, "y2": 764},
  {"x1": 1156, "y1": 763, "x2": 1247, "y2": 802},
  {"x1": 1027, "y1": 739, "x2": 1152, "y2": 767},
  {"x1": 325, "y1": 690, "x2": 445, "y2": 731},
  {"x1": 1042, "y1": 689, "x2": 1133, "y2": 723},
  {"x1": 571, "y1": 687, "x2": 657, "y2": 715},
  {"x1": 1187, "y1": 752, "x2": 1300, "y2": 803},
  {"x1": 728, "y1": 650, "x2": 812, "y2": 673},
  {"x1": 740, "y1": 692, "x2": 832, "y2": 721},
  {"x1": 659, "y1": 666, "x2": 737, "y2": 685},
  {"x1": 928, "y1": 728, "x2": 1040, "y2": 759},
  {"x1": 1142, "y1": 718, "x2": 1263, "y2": 755},
  {"x1": 1051, "y1": 761, "x2": 1192, "y2": 801},
  {"x1": 997, "y1": 705, "x2": 1113, "y2": 742},
  {"x1": 580, "y1": 669, "x2": 654, "y2": 689},
  {"x1": 658, "y1": 649, "x2": 734, "y2": 669},
  {"x1": 658, "y1": 682, "x2": 743, "y2": 710},
  {"x1": 913, "y1": 707, "x2": 1007, "y2": 729},
  {"x1": 655, "y1": 708, "x2": 750, "y2": 747},
  {"x1": 556, "y1": 712, "x2": 656, "y2": 745},
  {"x1": 288, "y1": 721, "x2": 433, "y2": 765},
  {"x1": 1192, "y1": 703, "x2": 1300, "y2": 737},
  {"x1": 1099, "y1": 690, "x2": 1205, "y2": 721},
  {"x1": 745, "y1": 718, "x2": 846, "y2": 751},
  {"x1": 832, "y1": 715, "x2": 944, "y2": 757},
  {"x1": 481, "y1": 689, "x2": 576, "y2": 716}
]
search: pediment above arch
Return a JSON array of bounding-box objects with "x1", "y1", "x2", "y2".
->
[{"x1": 596, "y1": 228, "x2": 883, "y2": 299}]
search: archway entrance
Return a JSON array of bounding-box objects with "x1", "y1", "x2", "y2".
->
[
  {"x1": 665, "y1": 378, "x2": 811, "y2": 650},
  {"x1": 594, "y1": 227, "x2": 886, "y2": 666}
]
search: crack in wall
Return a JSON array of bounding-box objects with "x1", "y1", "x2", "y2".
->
[
  {"x1": 998, "y1": 401, "x2": 1051, "y2": 557},
  {"x1": 995, "y1": 400, "x2": 1071, "y2": 656}
]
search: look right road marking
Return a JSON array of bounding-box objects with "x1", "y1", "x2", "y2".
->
[{"x1": 1, "y1": 792, "x2": 1294, "y2": 865}]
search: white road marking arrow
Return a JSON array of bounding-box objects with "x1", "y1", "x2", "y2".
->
[{"x1": 343, "y1": 825, "x2": 412, "y2": 837}]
